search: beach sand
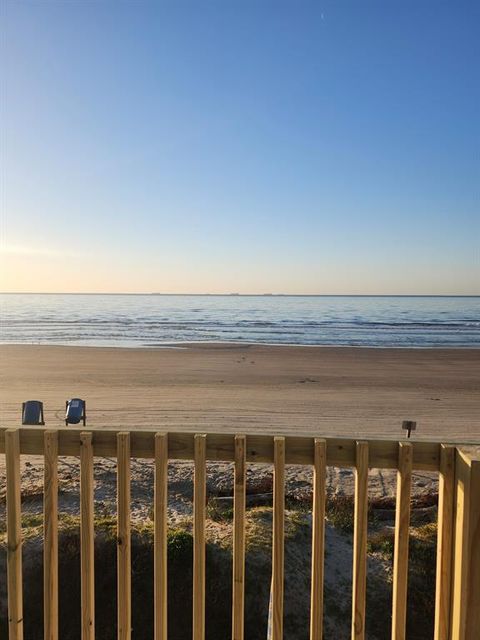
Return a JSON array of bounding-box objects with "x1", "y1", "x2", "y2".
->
[
  {"x1": 1, "y1": 343, "x2": 479, "y2": 508},
  {"x1": 0, "y1": 343, "x2": 479, "y2": 440}
]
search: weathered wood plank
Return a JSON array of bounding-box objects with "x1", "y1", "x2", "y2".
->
[
  {"x1": 80, "y1": 432, "x2": 95, "y2": 640},
  {"x1": 271, "y1": 436, "x2": 285, "y2": 640},
  {"x1": 193, "y1": 434, "x2": 207, "y2": 640},
  {"x1": 352, "y1": 441, "x2": 369, "y2": 640},
  {"x1": 44, "y1": 430, "x2": 59, "y2": 640},
  {"x1": 6, "y1": 429, "x2": 23, "y2": 640},
  {"x1": 310, "y1": 438, "x2": 326, "y2": 640},
  {"x1": 434, "y1": 445, "x2": 455, "y2": 640},
  {"x1": 0, "y1": 427, "x2": 442, "y2": 470},
  {"x1": 117, "y1": 432, "x2": 131, "y2": 640},
  {"x1": 232, "y1": 435, "x2": 246, "y2": 640},
  {"x1": 154, "y1": 433, "x2": 168, "y2": 640},
  {"x1": 391, "y1": 442, "x2": 412, "y2": 640}
]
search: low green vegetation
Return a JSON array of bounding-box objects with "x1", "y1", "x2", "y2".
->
[
  {"x1": 326, "y1": 495, "x2": 356, "y2": 533},
  {"x1": 206, "y1": 498, "x2": 234, "y2": 522}
]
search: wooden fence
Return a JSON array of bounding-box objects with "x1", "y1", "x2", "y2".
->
[{"x1": 1, "y1": 426, "x2": 479, "y2": 640}]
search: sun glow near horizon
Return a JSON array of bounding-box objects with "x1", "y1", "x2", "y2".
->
[{"x1": 1, "y1": 242, "x2": 478, "y2": 296}]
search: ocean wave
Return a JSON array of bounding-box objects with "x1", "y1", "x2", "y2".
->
[{"x1": 1, "y1": 294, "x2": 479, "y2": 348}]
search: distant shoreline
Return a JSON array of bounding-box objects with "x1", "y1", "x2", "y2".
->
[
  {"x1": 1, "y1": 292, "x2": 479, "y2": 297},
  {"x1": 1, "y1": 340, "x2": 480, "y2": 350}
]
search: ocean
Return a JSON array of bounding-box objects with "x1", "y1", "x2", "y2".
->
[{"x1": 0, "y1": 294, "x2": 479, "y2": 348}]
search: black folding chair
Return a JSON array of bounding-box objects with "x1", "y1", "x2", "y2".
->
[
  {"x1": 22, "y1": 400, "x2": 45, "y2": 425},
  {"x1": 65, "y1": 398, "x2": 87, "y2": 426}
]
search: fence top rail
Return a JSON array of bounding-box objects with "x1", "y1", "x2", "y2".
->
[{"x1": 0, "y1": 425, "x2": 453, "y2": 470}]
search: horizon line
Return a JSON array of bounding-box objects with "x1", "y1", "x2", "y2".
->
[{"x1": 1, "y1": 292, "x2": 479, "y2": 298}]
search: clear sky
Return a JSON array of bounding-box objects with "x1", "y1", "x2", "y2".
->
[{"x1": 1, "y1": 1, "x2": 479, "y2": 294}]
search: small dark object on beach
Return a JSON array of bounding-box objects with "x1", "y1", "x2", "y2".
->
[
  {"x1": 65, "y1": 398, "x2": 87, "y2": 426},
  {"x1": 402, "y1": 420, "x2": 417, "y2": 438},
  {"x1": 22, "y1": 400, "x2": 45, "y2": 425}
]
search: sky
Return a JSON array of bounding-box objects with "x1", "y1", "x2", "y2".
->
[{"x1": 1, "y1": 1, "x2": 479, "y2": 294}]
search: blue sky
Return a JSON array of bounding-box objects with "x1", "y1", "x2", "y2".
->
[{"x1": 2, "y1": 1, "x2": 479, "y2": 294}]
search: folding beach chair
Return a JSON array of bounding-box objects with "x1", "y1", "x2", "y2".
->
[
  {"x1": 65, "y1": 398, "x2": 87, "y2": 426},
  {"x1": 22, "y1": 400, "x2": 45, "y2": 425}
]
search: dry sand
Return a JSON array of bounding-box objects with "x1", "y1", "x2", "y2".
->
[
  {"x1": 0, "y1": 344, "x2": 478, "y2": 504},
  {"x1": 0, "y1": 344, "x2": 479, "y2": 440}
]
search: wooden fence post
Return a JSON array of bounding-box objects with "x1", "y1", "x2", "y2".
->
[
  {"x1": 310, "y1": 438, "x2": 326, "y2": 640},
  {"x1": 352, "y1": 441, "x2": 369, "y2": 640},
  {"x1": 117, "y1": 432, "x2": 131, "y2": 640},
  {"x1": 80, "y1": 432, "x2": 95, "y2": 640},
  {"x1": 450, "y1": 449, "x2": 480, "y2": 640},
  {"x1": 154, "y1": 433, "x2": 168, "y2": 640},
  {"x1": 232, "y1": 435, "x2": 246, "y2": 640},
  {"x1": 6, "y1": 429, "x2": 23, "y2": 640},
  {"x1": 270, "y1": 436, "x2": 285, "y2": 640},
  {"x1": 193, "y1": 434, "x2": 207, "y2": 640},
  {"x1": 44, "y1": 430, "x2": 59, "y2": 640},
  {"x1": 391, "y1": 442, "x2": 412, "y2": 640},
  {"x1": 434, "y1": 444, "x2": 455, "y2": 640}
]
